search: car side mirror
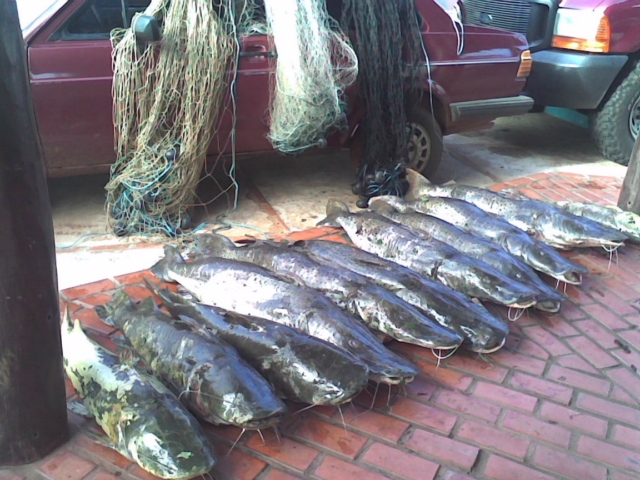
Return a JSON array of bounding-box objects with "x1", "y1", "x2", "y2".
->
[{"x1": 132, "y1": 15, "x2": 160, "y2": 43}]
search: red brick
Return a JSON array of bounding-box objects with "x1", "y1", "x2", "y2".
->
[
  {"x1": 565, "y1": 283, "x2": 596, "y2": 304},
  {"x1": 292, "y1": 416, "x2": 367, "y2": 460},
  {"x1": 519, "y1": 338, "x2": 552, "y2": 359},
  {"x1": 314, "y1": 456, "x2": 388, "y2": 480},
  {"x1": 87, "y1": 471, "x2": 121, "y2": 480},
  {"x1": 313, "y1": 406, "x2": 338, "y2": 419},
  {"x1": 611, "y1": 347, "x2": 640, "y2": 370},
  {"x1": 403, "y1": 376, "x2": 439, "y2": 401},
  {"x1": 611, "y1": 385, "x2": 640, "y2": 406},
  {"x1": 39, "y1": 450, "x2": 97, "y2": 480},
  {"x1": 389, "y1": 397, "x2": 457, "y2": 435},
  {"x1": 71, "y1": 433, "x2": 133, "y2": 470},
  {"x1": 574, "y1": 319, "x2": 621, "y2": 349},
  {"x1": 0, "y1": 472, "x2": 25, "y2": 480},
  {"x1": 439, "y1": 470, "x2": 474, "y2": 480},
  {"x1": 612, "y1": 424, "x2": 640, "y2": 450},
  {"x1": 362, "y1": 443, "x2": 439, "y2": 480},
  {"x1": 490, "y1": 350, "x2": 546, "y2": 375},
  {"x1": 510, "y1": 371, "x2": 573, "y2": 405},
  {"x1": 415, "y1": 360, "x2": 474, "y2": 391},
  {"x1": 577, "y1": 435, "x2": 640, "y2": 473},
  {"x1": 599, "y1": 275, "x2": 640, "y2": 301},
  {"x1": 556, "y1": 354, "x2": 600, "y2": 375},
  {"x1": 75, "y1": 294, "x2": 113, "y2": 308},
  {"x1": 261, "y1": 470, "x2": 302, "y2": 480},
  {"x1": 566, "y1": 335, "x2": 619, "y2": 369},
  {"x1": 63, "y1": 279, "x2": 118, "y2": 300},
  {"x1": 605, "y1": 366, "x2": 640, "y2": 402},
  {"x1": 612, "y1": 472, "x2": 640, "y2": 480},
  {"x1": 539, "y1": 401, "x2": 608, "y2": 437},
  {"x1": 576, "y1": 393, "x2": 640, "y2": 425},
  {"x1": 444, "y1": 353, "x2": 509, "y2": 382},
  {"x1": 473, "y1": 382, "x2": 538, "y2": 412},
  {"x1": 542, "y1": 316, "x2": 580, "y2": 337},
  {"x1": 435, "y1": 389, "x2": 501, "y2": 423},
  {"x1": 211, "y1": 444, "x2": 267, "y2": 480},
  {"x1": 114, "y1": 270, "x2": 156, "y2": 285},
  {"x1": 502, "y1": 410, "x2": 571, "y2": 448},
  {"x1": 457, "y1": 420, "x2": 529, "y2": 460},
  {"x1": 619, "y1": 329, "x2": 640, "y2": 353},
  {"x1": 245, "y1": 430, "x2": 319, "y2": 471},
  {"x1": 533, "y1": 445, "x2": 607, "y2": 480},
  {"x1": 598, "y1": 291, "x2": 640, "y2": 316},
  {"x1": 72, "y1": 308, "x2": 116, "y2": 336},
  {"x1": 124, "y1": 286, "x2": 154, "y2": 303},
  {"x1": 128, "y1": 466, "x2": 163, "y2": 480},
  {"x1": 582, "y1": 303, "x2": 629, "y2": 330},
  {"x1": 547, "y1": 365, "x2": 611, "y2": 396},
  {"x1": 484, "y1": 454, "x2": 555, "y2": 480},
  {"x1": 404, "y1": 429, "x2": 479, "y2": 471},
  {"x1": 524, "y1": 326, "x2": 572, "y2": 357},
  {"x1": 339, "y1": 405, "x2": 409, "y2": 443}
]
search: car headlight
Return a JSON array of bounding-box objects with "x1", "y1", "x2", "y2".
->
[{"x1": 552, "y1": 9, "x2": 610, "y2": 53}]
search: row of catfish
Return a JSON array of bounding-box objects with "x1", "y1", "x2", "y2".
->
[{"x1": 60, "y1": 170, "x2": 640, "y2": 479}]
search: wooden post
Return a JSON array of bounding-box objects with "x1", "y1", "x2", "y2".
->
[
  {"x1": 618, "y1": 134, "x2": 640, "y2": 213},
  {"x1": 0, "y1": 0, "x2": 70, "y2": 465}
]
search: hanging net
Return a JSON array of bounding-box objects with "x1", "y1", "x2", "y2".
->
[
  {"x1": 340, "y1": 0, "x2": 426, "y2": 207},
  {"x1": 263, "y1": 0, "x2": 358, "y2": 154},
  {"x1": 107, "y1": 0, "x2": 242, "y2": 237}
]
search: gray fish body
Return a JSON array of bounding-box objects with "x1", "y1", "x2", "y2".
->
[
  {"x1": 371, "y1": 201, "x2": 565, "y2": 309},
  {"x1": 425, "y1": 184, "x2": 627, "y2": 249},
  {"x1": 556, "y1": 201, "x2": 640, "y2": 244},
  {"x1": 385, "y1": 195, "x2": 587, "y2": 285},
  {"x1": 295, "y1": 239, "x2": 509, "y2": 353},
  {"x1": 323, "y1": 204, "x2": 538, "y2": 308},
  {"x1": 61, "y1": 313, "x2": 216, "y2": 479},
  {"x1": 97, "y1": 293, "x2": 287, "y2": 429},
  {"x1": 194, "y1": 234, "x2": 462, "y2": 350},
  {"x1": 150, "y1": 287, "x2": 369, "y2": 406},
  {"x1": 152, "y1": 246, "x2": 419, "y2": 384}
]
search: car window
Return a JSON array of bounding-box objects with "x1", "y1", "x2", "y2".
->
[{"x1": 53, "y1": 0, "x2": 151, "y2": 40}]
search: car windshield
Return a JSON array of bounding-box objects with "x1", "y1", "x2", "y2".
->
[{"x1": 17, "y1": 0, "x2": 65, "y2": 31}]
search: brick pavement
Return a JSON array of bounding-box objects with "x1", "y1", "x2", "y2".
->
[{"x1": 2, "y1": 172, "x2": 640, "y2": 480}]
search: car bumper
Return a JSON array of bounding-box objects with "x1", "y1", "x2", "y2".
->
[
  {"x1": 449, "y1": 95, "x2": 534, "y2": 122},
  {"x1": 525, "y1": 50, "x2": 628, "y2": 110}
]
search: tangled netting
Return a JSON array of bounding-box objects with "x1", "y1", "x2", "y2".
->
[
  {"x1": 341, "y1": 0, "x2": 426, "y2": 207},
  {"x1": 107, "y1": 0, "x2": 246, "y2": 237},
  {"x1": 263, "y1": 0, "x2": 358, "y2": 154}
]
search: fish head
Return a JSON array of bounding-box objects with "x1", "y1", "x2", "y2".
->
[
  {"x1": 194, "y1": 233, "x2": 237, "y2": 257},
  {"x1": 459, "y1": 319, "x2": 509, "y2": 353},
  {"x1": 540, "y1": 213, "x2": 627, "y2": 249},
  {"x1": 128, "y1": 410, "x2": 216, "y2": 479},
  {"x1": 510, "y1": 237, "x2": 587, "y2": 285}
]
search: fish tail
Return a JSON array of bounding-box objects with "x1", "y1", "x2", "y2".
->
[
  {"x1": 405, "y1": 168, "x2": 434, "y2": 199},
  {"x1": 94, "y1": 288, "x2": 134, "y2": 328},
  {"x1": 317, "y1": 199, "x2": 349, "y2": 227},
  {"x1": 194, "y1": 233, "x2": 236, "y2": 257},
  {"x1": 151, "y1": 245, "x2": 184, "y2": 281},
  {"x1": 369, "y1": 198, "x2": 398, "y2": 215}
]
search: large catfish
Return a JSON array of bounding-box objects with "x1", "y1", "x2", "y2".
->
[{"x1": 151, "y1": 245, "x2": 419, "y2": 384}]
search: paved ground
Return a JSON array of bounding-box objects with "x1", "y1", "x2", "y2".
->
[
  {"x1": 50, "y1": 113, "x2": 625, "y2": 290},
  {"x1": 2, "y1": 168, "x2": 640, "y2": 480}
]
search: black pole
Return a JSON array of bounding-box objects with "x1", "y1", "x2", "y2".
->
[
  {"x1": 0, "y1": 0, "x2": 70, "y2": 465},
  {"x1": 618, "y1": 134, "x2": 640, "y2": 214}
]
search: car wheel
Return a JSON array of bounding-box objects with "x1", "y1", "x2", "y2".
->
[
  {"x1": 590, "y1": 62, "x2": 640, "y2": 166},
  {"x1": 406, "y1": 107, "x2": 444, "y2": 178}
]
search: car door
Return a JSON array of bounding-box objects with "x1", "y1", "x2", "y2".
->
[{"x1": 29, "y1": 0, "x2": 142, "y2": 175}]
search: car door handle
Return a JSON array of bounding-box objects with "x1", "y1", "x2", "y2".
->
[{"x1": 239, "y1": 45, "x2": 276, "y2": 58}]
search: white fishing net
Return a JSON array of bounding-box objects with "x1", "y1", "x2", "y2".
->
[{"x1": 263, "y1": 0, "x2": 358, "y2": 154}]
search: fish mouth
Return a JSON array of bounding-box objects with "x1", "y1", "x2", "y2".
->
[
  {"x1": 239, "y1": 414, "x2": 286, "y2": 430},
  {"x1": 557, "y1": 271, "x2": 582, "y2": 285},
  {"x1": 369, "y1": 372, "x2": 416, "y2": 385},
  {"x1": 475, "y1": 336, "x2": 507, "y2": 354},
  {"x1": 506, "y1": 298, "x2": 537, "y2": 309},
  {"x1": 534, "y1": 300, "x2": 561, "y2": 313}
]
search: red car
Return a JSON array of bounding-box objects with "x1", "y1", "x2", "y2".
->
[{"x1": 22, "y1": 0, "x2": 533, "y2": 178}]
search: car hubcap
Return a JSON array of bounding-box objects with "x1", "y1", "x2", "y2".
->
[
  {"x1": 629, "y1": 95, "x2": 640, "y2": 140},
  {"x1": 407, "y1": 122, "x2": 431, "y2": 173}
]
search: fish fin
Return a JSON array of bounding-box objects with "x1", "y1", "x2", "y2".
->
[
  {"x1": 176, "y1": 314, "x2": 216, "y2": 340},
  {"x1": 405, "y1": 169, "x2": 435, "y2": 200},
  {"x1": 194, "y1": 233, "x2": 236, "y2": 257},
  {"x1": 118, "y1": 345, "x2": 142, "y2": 367},
  {"x1": 150, "y1": 245, "x2": 185, "y2": 281},
  {"x1": 317, "y1": 199, "x2": 349, "y2": 227},
  {"x1": 67, "y1": 400, "x2": 92, "y2": 418},
  {"x1": 83, "y1": 429, "x2": 123, "y2": 456}
]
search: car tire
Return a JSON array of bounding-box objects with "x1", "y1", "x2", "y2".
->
[
  {"x1": 590, "y1": 61, "x2": 640, "y2": 166},
  {"x1": 406, "y1": 107, "x2": 444, "y2": 178}
]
